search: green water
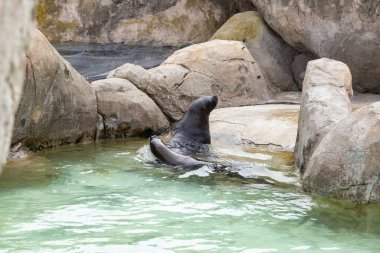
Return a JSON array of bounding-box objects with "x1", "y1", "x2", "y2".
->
[{"x1": 1, "y1": 139, "x2": 379, "y2": 253}]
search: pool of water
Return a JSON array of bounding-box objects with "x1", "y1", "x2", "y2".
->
[
  {"x1": 1, "y1": 139, "x2": 380, "y2": 253},
  {"x1": 54, "y1": 43, "x2": 177, "y2": 81}
]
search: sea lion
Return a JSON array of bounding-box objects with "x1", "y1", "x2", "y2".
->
[
  {"x1": 167, "y1": 95, "x2": 218, "y2": 154},
  {"x1": 150, "y1": 137, "x2": 210, "y2": 167}
]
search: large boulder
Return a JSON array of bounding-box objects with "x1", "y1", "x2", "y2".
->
[
  {"x1": 211, "y1": 11, "x2": 299, "y2": 91},
  {"x1": 0, "y1": 0, "x2": 35, "y2": 172},
  {"x1": 252, "y1": 0, "x2": 380, "y2": 93},
  {"x1": 36, "y1": 0, "x2": 254, "y2": 46},
  {"x1": 210, "y1": 104, "x2": 299, "y2": 151},
  {"x1": 108, "y1": 40, "x2": 271, "y2": 121},
  {"x1": 303, "y1": 102, "x2": 380, "y2": 204},
  {"x1": 92, "y1": 78, "x2": 169, "y2": 139},
  {"x1": 294, "y1": 58, "x2": 353, "y2": 173},
  {"x1": 12, "y1": 29, "x2": 97, "y2": 151}
]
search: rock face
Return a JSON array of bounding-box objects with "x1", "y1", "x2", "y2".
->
[
  {"x1": 108, "y1": 40, "x2": 271, "y2": 121},
  {"x1": 291, "y1": 54, "x2": 316, "y2": 89},
  {"x1": 252, "y1": 0, "x2": 380, "y2": 92},
  {"x1": 303, "y1": 102, "x2": 380, "y2": 204},
  {"x1": 211, "y1": 11, "x2": 299, "y2": 91},
  {"x1": 12, "y1": 29, "x2": 97, "y2": 151},
  {"x1": 92, "y1": 78, "x2": 170, "y2": 139},
  {"x1": 0, "y1": 1, "x2": 35, "y2": 172},
  {"x1": 36, "y1": 0, "x2": 254, "y2": 46},
  {"x1": 210, "y1": 104, "x2": 299, "y2": 151},
  {"x1": 294, "y1": 58, "x2": 353, "y2": 173}
]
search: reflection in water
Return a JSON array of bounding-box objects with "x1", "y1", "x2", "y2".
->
[{"x1": 0, "y1": 139, "x2": 379, "y2": 252}]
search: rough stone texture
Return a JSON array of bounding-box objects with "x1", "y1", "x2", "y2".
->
[
  {"x1": 36, "y1": 0, "x2": 254, "y2": 46},
  {"x1": 211, "y1": 11, "x2": 299, "y2": 91},
  {"x1": 294, "y1": 58, "x2": 353, "y2": 174},
  {"x1": 210, "y1": 104, "x2": 299, "y2": 151},
  {"x1": 108, "y1": 40, "x2": 271, "y2": 121},
  {"x1": 252, "y1": 0, "x2": 380, "y2": 92},
  {"x1": 12, "y1": 29, "x2": 97, "y2": 151},
  {"x1": 0, "y1": 1, "x2": 35, "y2": 172},
  {"x1": 303, "y1": 102, "x2": 380, "y2": 204},
  {"x1": 92, "y1": 78, "x2": 170, "y2": 139}
]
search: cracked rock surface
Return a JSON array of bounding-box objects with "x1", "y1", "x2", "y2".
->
[
  {"x1": 303, "y1": 102, "x2": 380, "y2": 204},
  {"x1": 108, "y1": 40, "x2": 271, "y2": 121},
  {"x1": 210, "y1": 104, "x2": 299, "y2": 151},
  {"x1": 294, "y1": 58, "x2": 353, "y2": 173},
  {"x1": 12, "y1": 29, "x2": 97, "y2": 151},
  {"x1": 92, "y1": 78, "x2": 169, "y2": 139}
]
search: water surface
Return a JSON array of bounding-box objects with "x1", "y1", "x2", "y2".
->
[
  {"x1": 55, "y1": 43, "x2": 177, "y2": 81},
  {"x1": 1, "y1": 139, "x2": 379, "y2": 253}
]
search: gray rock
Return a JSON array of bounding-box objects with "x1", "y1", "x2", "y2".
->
[
  {"x1": 12, "y1": 29, "x2": 97, "y2": 151},
  {"x1": 92, "y1": 78, "x2": 170, "y2": 139},
  {"x1": 108, "y1": 40, "x2": 271, "y2": 121},
  {"x1": 252, "y1": 0, "x2": 380, "y2": 92},
  {"x1": 0, "y1": 0, "x2": 35, "y2": 172},
  {"x1": 303, "y1": 102, "x2": 380, "y2": 204},
  {"x1": 211, "y1": 11, "x2": 299, "y2": 91},
  {"x1": 210, "y1": 104, "x2": 299, "y2": 151},
  {"x1": 37, "y1": 0, "x2": 254, "y2": 46},
  {"x1": 294, "y1": 58, "x2": 353, "y2": 174},
  {"x1": 291, "y1": 54, "x2": 316, "y2": 89}
]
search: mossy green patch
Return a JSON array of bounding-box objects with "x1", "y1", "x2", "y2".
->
[
  {"x1": 36, "y1": 0, "x2": 79, "y2": 43},
  {"x1": 211, "y1": 11, "x2": 264, "y2": 42}
]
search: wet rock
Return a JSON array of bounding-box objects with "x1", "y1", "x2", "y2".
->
[
  {"x1": 109, "y1": 40, "x2": 271, "y2": 121},
  {"x1": 211, "y1": 11, "x2": 299, "y2": 91},
  {"x1": 92, "y1": 78, "x2": 170, "y2": 139},
  {"x1": 210, "y1": 104, "x2": 299, "y2": 151},
  {"x1": 252, "y1": 0, "x2": 380, "y2": 92},
  {"x1": 36, "y1": 0, "x2": 254, "y2": 46},
  {"x1": 303, "y1": 102, "x2": 380, "y2": 204},
  {"x1": 294, "y1": 58, "x2": 353, "y2": 174},
  {"x1": 12, "y1": 29, "x2": 97, "y2": 151},
  {"x1": 0, "y1": 0, "x2": 35, "y2": 172}
]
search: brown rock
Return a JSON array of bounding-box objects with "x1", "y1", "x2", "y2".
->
[
  {"x1": 211, "y1": 11, "x2": 299, "y2": 91},
  {"x1": 294, "y1": 58, "x2": 353, "y2": 173},
  {"x1": 108, "y1": 40, "x2": 271, "y2": 121},
  {"x1": 12, "y1": 29, "x2": 97, "y2": 151},
  {"x1": 252, "y1": 0, "x2": 380, "y2": 92},
  {"x1": 303, "y1": 102, "x2": 380, "y2": 204},
  {"x1": 92, "y1": 78, "x2": 169, "y2": 139}
]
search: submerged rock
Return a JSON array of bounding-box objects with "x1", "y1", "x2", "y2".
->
[
  {"x1": 294, "y1": 58, "x2": 352, "y2": 174},
  {"x1": 211, "y1": 11, "x2": 299, "y2": 91},
  {"x1": 12, "y1": 29, "x2": 97, "y2": 151},
  {"x1": 36, "y1": 0, "x2": 254, "y2": 46},
  {"x1": 303, "y1": 102, "x2": 380, "y2": 204},
  {"x1": 109, "y1": 40, "x2": 271, "y2": 121},
  {"x1": 210, "y1": 104, "x2": 299, "y2": 151},
  {"x1": 0, "y1": 0, "x2": 35, "y2": 172},
  {"x1": 252, "y1": 0, "x2": 380, "y2": 92},
  {"x1": 92, "y1": 78, "x2": 169, "y2": 139}
]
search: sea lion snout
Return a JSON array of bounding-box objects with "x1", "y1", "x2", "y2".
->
[{"x1": 211, "y1": 95, "x2": 218, "y2": 108}]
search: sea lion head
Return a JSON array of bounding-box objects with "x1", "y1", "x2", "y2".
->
[{"x1": 188, "y1": 95, "x2": 218, "y2": 116}]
